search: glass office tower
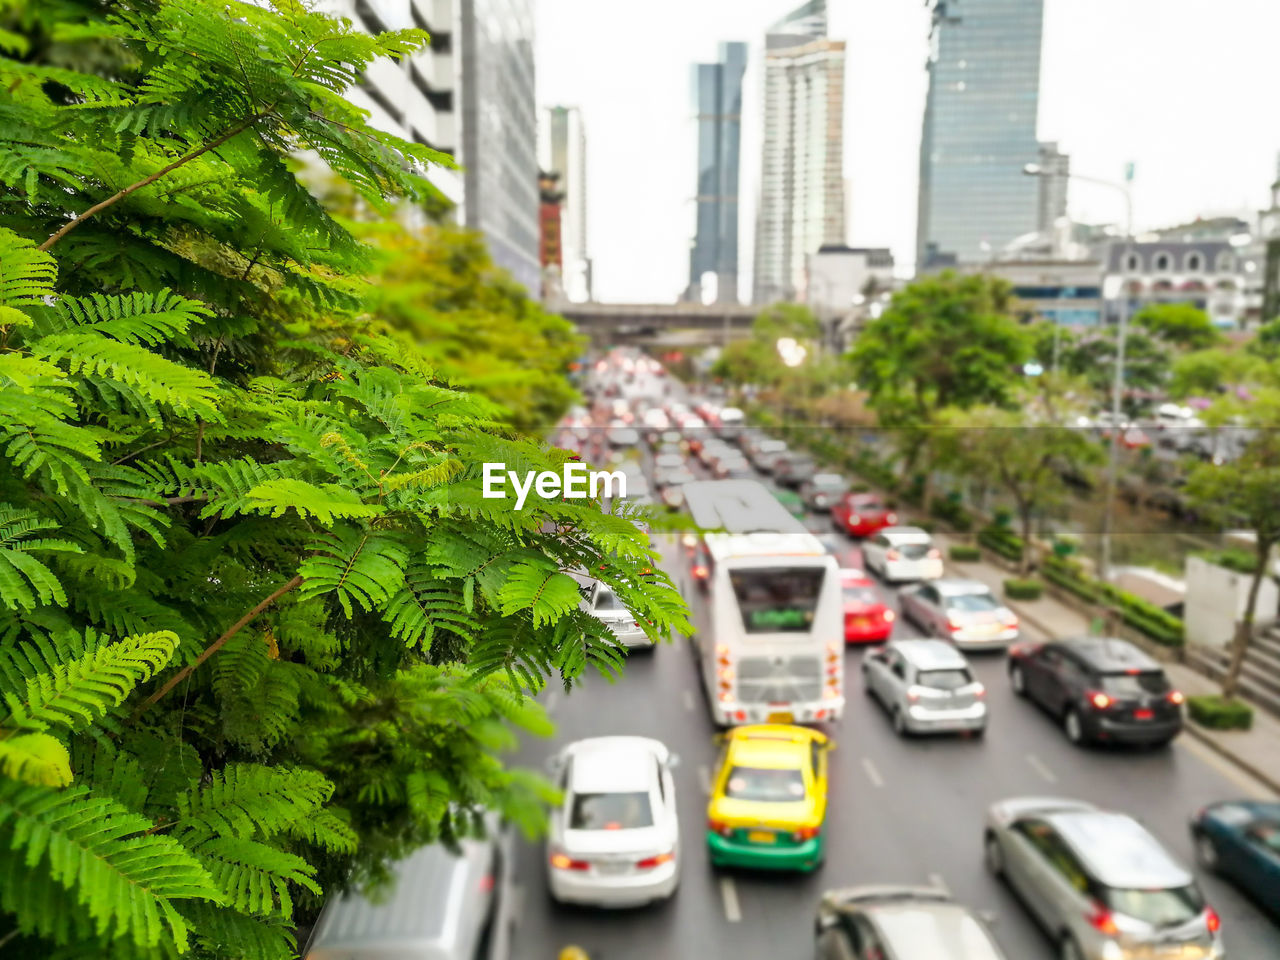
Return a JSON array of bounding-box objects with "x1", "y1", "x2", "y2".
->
[
  {"x1": 917, "y1": 0, "x2": 1045, "y2": 268},
  {"x1": 687, "y1": 42, "x2": 747, "y2": 304}
]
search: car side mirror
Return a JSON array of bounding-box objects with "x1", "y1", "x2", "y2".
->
[{"x1": 667, "y1": 753, "x2": 681, "y2": 770}]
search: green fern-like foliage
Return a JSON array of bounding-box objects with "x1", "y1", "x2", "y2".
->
[{"x1": 0, "y1": 1, "x2": 689, "y2": 956}]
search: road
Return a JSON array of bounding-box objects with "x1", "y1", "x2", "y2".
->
[{"x1": 509, "y1": 365, "x2": 1279, "y2": 960}]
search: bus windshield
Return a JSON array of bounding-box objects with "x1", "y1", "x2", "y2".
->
[{"x1": 728, "y1": 567, "x2": 825, "y2": 634}]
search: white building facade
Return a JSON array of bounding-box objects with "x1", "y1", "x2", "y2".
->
[{"x1": 752, "y1": 0, "x2": 846, "y2": 305}]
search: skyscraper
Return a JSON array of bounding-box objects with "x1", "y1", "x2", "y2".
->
[
  {"x1": 459, "y1": 0, "x2": 540, "y2": 294},
  {"x1": 539, "y1": 106, "x2": 592, "y2": 302},
  {"x1": 917, "y1": 0, "x2": 1046, "y2": 268},
  {"x1": 1036, "y1": 141, "x2": 1070, "y2": 235},
  {"x1": 753, "y1": 0, "x2": 846, "y2": 305},
  {"x1": 687, "y1": 42, "x2": 747, "y2": 305}
]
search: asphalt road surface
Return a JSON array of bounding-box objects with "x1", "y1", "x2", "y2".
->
[{"x1": 509, "y1": 366, "x2": 1279, "y2": 960}]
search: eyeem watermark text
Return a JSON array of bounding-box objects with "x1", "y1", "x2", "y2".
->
[{"x1": 482, "y1": 463, "x2": 626, "y2": 510}]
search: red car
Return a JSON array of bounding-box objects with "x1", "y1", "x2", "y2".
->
[
  {"x1": 831, "y1": 492, "x2": 898, "y2": 537},
  {"x1": 841, "y1": 570, "x2": 895, "y2": 643}
]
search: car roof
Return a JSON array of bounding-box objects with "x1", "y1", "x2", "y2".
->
[
  {"x1": 867, "y1": 901, "x2": 1006, "y2": 960},
  {"x1": 932, "y1": 578, "x2": 994, "y2": 598},
  {"x1": 1044, "y1": 810, "x2": 1193, "y2": 888},
  {"x1": 849, "y1": 491, "x2": 885, "y2": 502},
  {"x1": 882, "y1": 526, "x2": 930, "y2": 541},
  {"x1": 812, "y1": 474, "x2": 846, "y2": 485},
  {"x1": 566, "y1": 737, "x2": 665, "y2": 794},
  {"x1": 727, "y1": 725, "x2": 823, "y2": 770},
  {"x1": 1057, "y1": 637, "x2": 1160, "y2": 672},
  {"x1": 307, "y1": 838, "x2": 492, "y2": 959},
  {"x1": 1205, "y1": 800, "x2": 1280, "y2": 828},
  {"x1": 890, "y1": 638, "x2": 969, "y2": 670}
]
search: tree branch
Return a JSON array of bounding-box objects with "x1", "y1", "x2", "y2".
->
[
  {"x1": 38, "y1": 109, "x2": 273, "y2": 252},
  {"x1": 133, "y1": 574, "x2": 303, "y2": 716}
]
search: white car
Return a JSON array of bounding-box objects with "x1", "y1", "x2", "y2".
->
[
  {"x1": 607, "y1": 426, "x2": 640, "y2": 447},
  {"x1": 898, "y1": 579, "x2": 1020, "y2": 650},
  {"x1": 546, "y1": 737, "x2": 680, "y2": 907},
  {"x1": 580, "y1": 581, "x2": 651, "y2": 650},
  {"x1": 863, "y1": 527, "x2": 943, "y2": 583}
]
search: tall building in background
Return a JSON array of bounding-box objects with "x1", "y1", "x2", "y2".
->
[
  {"x1": 753, "y1": 0, "x2": 846, "y2": 305},
  {"x1": 917, "y1": 0, "x2": 1045, "y2": 268},
  {"x1": 539, "y1": 106, "x2": 592, "y2": 302},
  {"x1": 1036, "y1": 141, "x2": 1070, "y2": 234},
  {"x1": 687, "y1": 42, "x2": 747, "y2": 305},
  {"x1": 326, "y1": 0, "x2": 463, "y2": 207},
  {"x1": 460, "y1": 0, "x2": 540, "y2": 294},
  {"x1": 326, "y1": 0, "x2": 539, "y2": 293}
]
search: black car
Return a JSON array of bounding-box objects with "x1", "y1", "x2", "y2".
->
[
  {"x1": 1008, "y1": 637, "x2": 1184, "y2": 747},
  {"x1": 1190, "y1": 801, "x2": 1280, "y2": 920},
  {"x1": 772, "y1": 454, "x2": 817, "y2": 488}
]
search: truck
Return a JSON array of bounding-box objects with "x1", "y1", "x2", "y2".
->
[{"x1": 684, "y1": 480, "x2": 844, "y2": 727}]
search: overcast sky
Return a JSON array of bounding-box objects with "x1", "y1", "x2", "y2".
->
[{"x1": 534, "y1": 0, "x2": 1280, "y2": 304}]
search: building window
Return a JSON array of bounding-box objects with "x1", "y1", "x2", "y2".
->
[
  {"x1": 1216, "y1": 252, "x2": 1234, "y2": 273},
  {"x1": 1185, "y1": 252, "x2": 1202, "y2": 272},
  {"x1": 1154, "y1": 253, "x2": 1171, "y2": 272},
  {"x1": 1124, "y1": 253, "x2": 1140, "y2": 272}
]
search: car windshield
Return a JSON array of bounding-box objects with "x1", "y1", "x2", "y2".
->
[
  {"x1": 724, "y1": 766, "x2": 806, "y2": 802},
  {"x1": 569, "y1": 791, "x2": 653, "y2": 830},
  {"x1": 594, "y1": 588, "x2": 625, "y2": 611},
  {"x1": 842, "y1": 585, "x2": 879, "y2": 606},
  {"x1": 1099, "y1": 672, "x2": 1170, "y2": 697},
  {"x1": 1102, "y1": 885, "x2": 1204, "y2": 928},
  {"x1": 855, "y1": 499, "x2": 885, "y2": 512},
  {"x1": 729, "y1": 567, "x2": 825, "y2": 633},
  {"x1": 946, "y1": 593, "x2": 997, "y2": 612},
  {"x1": 918, "y1": 668, "x2": 974, "y2": 690}
]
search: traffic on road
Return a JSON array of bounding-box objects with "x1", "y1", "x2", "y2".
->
[{"x1": 511, "y1": 348, "x2": 1279, "y2": 960}]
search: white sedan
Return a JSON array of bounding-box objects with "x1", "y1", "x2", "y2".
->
[
  {"x1": 546, "y1": 737, "x2": 680, "y2": 907},
  {"x1": 862, "y1": 527, "x2": 943, "y2": 583},
  {"x1": 580, "y1": 581, "x2": 651, "y2": 650},
  {"x1": 898, "y1": 579, "x2": 1020, "y2": 650}
]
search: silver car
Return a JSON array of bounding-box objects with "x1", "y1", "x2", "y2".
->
[
  {"x1": 816, "y1": 885, "x2": 1008, "y2": 960},
  {"x1": 581, "y1": 581, "x2": 652, "y2": 650},
  {"x1": 899, "y1": 578, "x2": 1020, "y2": 650},
  {"x1": 863, "y1": 527, "x2": 944, "y2": 583},
  {"x1": 984, "y1": 797, "x2": 1224, "y2": 960},
  {"x1": 862, "y1": 639, "x2": 988, "y2": 736}
]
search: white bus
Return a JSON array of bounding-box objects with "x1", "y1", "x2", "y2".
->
[{"x1": 684, "y1": 480, "x2": 844, "y2": 726}]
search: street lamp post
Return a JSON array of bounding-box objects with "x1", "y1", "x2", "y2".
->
[{"x1": 1024, "y1": 163, "x2": 1134, "y2": 582}]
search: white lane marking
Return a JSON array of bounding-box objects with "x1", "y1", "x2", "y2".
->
[
  {"x1": 1026, "y1": 753, "x2": 1058, "y2": 784},
  {"x1": 927, "y1": 873, "x2": 949, "y2": 895},
  {"x1": 698, "y1": 764, "x2": 712, "y2": 795},
  {"x1": 720, "y1": 876, "x2": 742, "y2": 922},
  {"x1": 683, "y1": 689, "x2": 695, "y2": 712},
  {"x1": 861, "y1": 757, "x2": 885, "y2": 788},
  {"x1": 544, "y1": 690, "x2": 559, "y2": 715},
  {"x1": 1176, "y1": 734, "x2": 1278, "y2": 801}
]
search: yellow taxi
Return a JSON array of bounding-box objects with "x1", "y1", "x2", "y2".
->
[{"x1": 705, "y1": 724, "x2": 831, "y2": 872}]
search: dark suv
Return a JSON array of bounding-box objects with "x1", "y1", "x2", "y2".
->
[{"x1": 1008, "y1": 637, "x2": 1184, "y2": 748}]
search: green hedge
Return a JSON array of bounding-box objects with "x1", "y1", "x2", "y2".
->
[
  {"x1": 1187, "y1": 695, "x2": 1254, "y2": 731},
  {"x1": 949, "y1": 544, "x2": 981, "y2": 563},
  {"x1": 1004, "y1": 578, "x2": 1044, "y2": 601},
  {"x1": 978, "y1": 524, "x2": 1024, "y2": 563},
  {"x1": 930, "y1": 497, "x2": 973, "y2": 533},
  {"x1": 1200, "y1": 549, "x2": 1260, "y2": 575},
  {"x1": 1041, "y1": 555, "x2": 1184, "y2": 647}
]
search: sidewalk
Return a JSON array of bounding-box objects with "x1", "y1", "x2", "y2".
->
[{"x1": 928, "y1": 528, "x2": 1280, "y2": 797}]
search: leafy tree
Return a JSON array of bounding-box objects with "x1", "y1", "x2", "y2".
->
[
  {"x1": 0, "y1": 2, "x2": 687, "y2": 957},
  {"x1": 847, "y1": 271, "x2": 1031, "y2": 505},
  {"x1": 1168, "y1": 347, "x2": 1264, "y2": 400},
  {"x1": 1133, "y1": 303, "x2": 1223, "y2": 351},
  {"x1": 1054, "y1": 328, "x2": 1170, "y2": 413},
  {"x1": 1185, "y1": 390, "x2": 1280, "y2": 701},
  {"x1": 1247, "y1": 316, "x2": 1280, "y2": 362},
  {"x1": 938, "y1": 385, "x2": 1102, "y2": 574}
]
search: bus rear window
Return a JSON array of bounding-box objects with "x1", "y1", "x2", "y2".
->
[{"x1": 729, "y1": 567, "x2": 825, "y2": 634}]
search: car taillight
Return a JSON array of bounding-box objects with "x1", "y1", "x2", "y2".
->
[
  {"x1": 883, "y1": 609, "x2": 895, "y2": 622},
  {"x1": 927, "y1": 548, "x2": 941, "y2": 559},
  {"x1": 887, "y1": 512, "x2": 898, "y2": 524},
  {"x1": 549, "y1": 852, "x2": 590, "y2": 871},
  {"x1": 693, "y1": 564, "x2": 709, "y2": 579},
  {"x1": 791, "y1": 826, "x2": 819, "y2": 841},
  {"x1": 1205, "y1": 906, "x2": 1221, "y2": 934},
  {"x1": 886, "y1": 549, "x2": 901, "y2": 561},
  {"x1": 1004, "y1": 614, "x2": 1019, "y2": 629},
  {"x1": 947, "y1": 620, "x2": 962, "y2": 632},
  {"x1": 1087, "y1": 690, "x2": 1113, "y2": 710},
  {"x1": 906, "y1": 685, "x2": 923, "y2": 703},
  {"x1": 1085, "y1": 901, "x2": 1119, "y2": 936},
  {"x1": 707, "y1": 818, "x2": 733, "y2": 837},
  {"x1": 974, "y1": 684, "x2": 986, "y2": 698},
  {"x1": 636, "y1": 851, "x2": 675, "y2": 869},
  {"x1": 1167, "y1": 690, "x2": 1185, "y2": 705}
]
